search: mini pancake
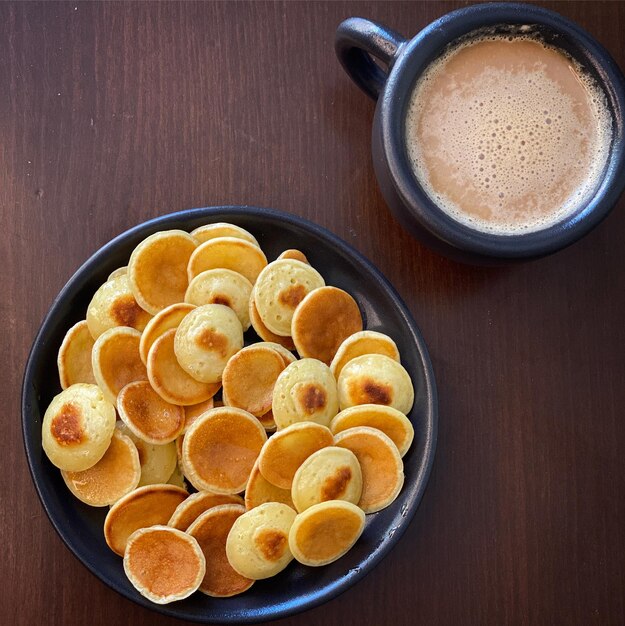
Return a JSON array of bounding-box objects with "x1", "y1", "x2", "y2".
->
[
  {"x1": 330, "y1": 330, "x2": 401, "y2": 379},
  {"x1": 334, "y1": 426, "x2": 404, "y2": 513},
  {"x1": 290, "y1": 446, "x2": 362, "y2": 512},
  {"x1": 41, "y1": 383, "x2": 116, "y2": 472},
  {"x1": 116, "y1": 421, "x2": 178, "y2": 487},
  {"x1": 272, "y1": 359, "x2": 339, "y2": 429},
  {"x1": 86, "y1": 275, "x2": 152, "y2": 339},
  {"x1": 174, "y1": 304, "x2": 243, "y2": 383},
  {"x1": 291, "y1": 286, "x2": 363, "y2": 365},
  {"x1": 128, "y1": 230, "x2": 197, "y2": 315},
  {"x1": 117, "y1": 380, "x2": 185, "y2": 444},
  {"x1": 255, "y1": 342, "x2": 297, "y2": 367},
  {"x1": 139, "y1": 302, "x2": 195, "y2": 365},
  {"x1": 258, "y1": 422, "x2": 334, "y2": 489},
  {"x1": 123, "y1": 525, "x2": 205, "y2": 604},
  {"x1": 183, "y1": 397, "x2": 214, "y2": 433},
  {"x1": 187, "y1": 505, "x2": 255, "y2": 597},
  {"x1": 222, "y1": 345, "x2": 285, "y2": 417},
  {"x1": 191, "y1": 223, "x2": 260, "y2": 247},
  {"x1": 168, "y1": 491, "x2": 244, "y2": 531},
  {"x1": 253, "y1": 259, "x2": 325, "y2": 336},
  {"x1": 92, "y1": 327, "x2": 148, "y2": 405},
  {"x1": 147, "y1": 329, "x2": 220, "y2": 406},
  {"x1": 248, "y1": 298, "x2": 296, "y2": 350},
  {"x1": 288, "y1": 501, "x2": 365, "y2": 567},
  {"x1": 182, "y1": 407, "x2": 267, "y2": 494},
  {"x1": 167, "y1": 463, "x2": 187, "y2": 489},
  {"x1": 57, "y1": 320, "x2": 96, "y2": 389},
  {"x1": 61, "y1": 428, "x2": 141, "y2": 507},
  {"x1": 187, "y1": 236, "x2": 267, "y2": 285},
  {"x1": 104, "y1": 484, "x2": 188, "y2": 556},
  {"x1": 337, "y1": 354, "x2": 414, "y2": 414},
  {"x1": 245, "y1": 458, "x2": 294, "y2": 510},
  {"x1": 257, "y1": 408, "x2": 277, "y2": 432},
  {"x1": 330, "y1": 404, "x2": 414, "y2": 457},
  {"x1": 185, "y1": 269, "x2": 252, "y2": 330},
  {"x1": 277, "y1": 249, "x2": 309, "y2": 264},
  {"x1": 107, "y1": 266, "x2": 127, "y2": 281},
  {"x1": 225, "y1": 502, "x2": 297, "y2": 580}
]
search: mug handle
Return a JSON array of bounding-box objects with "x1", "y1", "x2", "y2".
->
[{"x1": 335, "y1": 17, "x2": 407, "y2": 100}]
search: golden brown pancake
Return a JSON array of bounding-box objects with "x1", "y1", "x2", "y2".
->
[
  {"x1": 104, "y1": 484, "x2": 188, "y2": 556},
  {"x1": 337, "y1": 354, "x2": 414, "y2": 414},
  {"x1": 147, "y1": 329, "x2": 221, "y2": 406},
  {"x1": 330, "y1": 404, "x2": 414, "y2": 457},
  {"x1": 92, "y1": 327, "x2": 148, "y2": 405},
  {"x1": 187, "y1": 236, "x2": 267, "y2": 285},
  {"x1": 288, "y1": 500, "x2": 365, "y2": 566},
  {"x1": 117, "y1": 380, "x2": 185, "y2": 444},
  {"x1": 182, "y1": 407, "x2": 267, "y2": 493},
  {"x1": 61, "y1": 429, "x2": 141, "y2": 506},
  {"x1": 248, "y1": 298, "x2": 296, "y2": 350},
  {"x1": 139, "y1": 302, "x2": 195, "y2": 365},
  {"x1": 277, "y1": 249, "x2": 309, "y2": 264},
  {"x1": 330, "y1": 330, "x2": 401, "y2": 379},
  {"x1": 244, "y1": 458, "x2": 295, "y2": 510},
  {"x1": 334, "y1": 426, "x2": 404, "y2": 513},
  {"x1": 127, "y1": 230, "x2": 197, "y2": 315},
  {"x1": 191, "y1": 223, "x2": 259, "y2": 247},
  {"x1": 257, "y1": 408, "x2": 277, "y2": 432},
  {"x1": 222, "y1": 345, "x2": 285, "y2": 417},
  {"x1": 187, "y1": 504, "x2": 255, "y2": 597},
  {"x1": 123, "y1": 525, "x2": 205, "y2": 604},
  {"x1": 183, "y1": 397, "x2": 215, "y2": 433},
  {"x1": 41, "y1": 383, "x2": 116, "y2": 472},
  {"x1": 255, "y1": 342, "x2": 297, "y2": 367},
  {"x1": 57, "y1": 320, "x2": 97, "y2": 389},
  {"x1": 258, "y1": 422, "x2": 334, "y2": 489},
  {"x1": 168, "y1": 491, "x2": 244, "y2": 531},
  {"x1": 291, "y1": 287, "x2": 363, "y2": 365},
  {"x1": 225, "y1": 502, "x2": 297, "y2": 579}
]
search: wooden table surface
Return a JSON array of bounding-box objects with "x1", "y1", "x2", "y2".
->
[{"x1": 3, "y1": 1, "x2": 625, "y2": 624}]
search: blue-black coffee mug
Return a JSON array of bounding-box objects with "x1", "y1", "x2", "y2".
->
[{"x1": 335, "y1": 3, "x2": 625, "y2": 263}]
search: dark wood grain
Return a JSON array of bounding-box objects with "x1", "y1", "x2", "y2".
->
[{"x1": 2, "y1": 1, "x2": 625, "y2": 624}]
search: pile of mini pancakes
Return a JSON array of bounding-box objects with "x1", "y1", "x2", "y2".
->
[{"x1": 40, "y1": 222, "x2": 415, "y2": 605}]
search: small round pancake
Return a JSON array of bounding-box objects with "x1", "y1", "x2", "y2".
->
[
  {"x1": 277, "y1": 249, "x2": 309, "y2": 264},
  {"x1": 255, "y1": 342, "x2": 297, "y2": 367},
  {"x1": 289, "y1": 501, "x2": 365, "y2": 567},
  {"x1": 330, "y1": 330, "x2": 401, "y2": 379},
  {"x1": 183, "y1": 397, "x2": 214, "y2": 433},
  {"x1": 86, "y1": 275, "x2": 152, "y2": 339},
  {"x1": 61, "y1": 429, "x2": 141, "y2": 506},
  {"x1": 174, "y1": 304, "x2": 243, "y2": 383},
  {"x1": 334, "y1": 426, "x2": 404, "y2": 513},
  {"x1": 222, "y1": 345, "x2": 285, "y2": 417},
  {"x1": 116, "y1": 421, "x2": 178, "y2": 487},
  {"x1": 185, "y1": 269, "x2": 252, "y2": 330},
  {"x1": 291, "y1": 286, "x2": 363, "y2": 365},
  {"x1": 182, "y1": 407, "x2": 267, "y2": 494},
  {"x1": 245, "y1": 458, "x2": 294, "y2": 510},
  {"x1": 107, "y1": 266, "x2": 128, "y2": 281},
  {"x1": 139, "y1": 302, "x2": 196, "y2": 365},
  {"x1": 104, "y1": 484, "x2": 188, "y2": 556},
  {"x1": 147, "y1": 329, "x2": 220, "y2": 406},
  {"x1": 188, "y1": 236, "x2": 267, "y2": 285},
  {"x1": 169, "y1": 491, "x2": 244, "y2": 531},
  {"x1": 167, "y1": 463, "x2": 187, "y2": 489},
  {"x1": 41, "y1": 383, "x2": 116, "y2": 472},
  {"x1": 330, "y1": 404, "x2": 414, "y2": 457},
  {"x1": 128, "y1": 230, "x2": 197, "y2": 315},
  {"x1": 117, "y1": 380, "x2": 185, "y2": 444},
  {"x1": 225, "y1": 502, "x2": 297, "y2": 580},
  {"x1": 187, "y1": 504, "x2": 255, "y2": 597},
  {"x1": 57, "y1": 320, "x2": 97, "y2": 389},
  {"x1": 272, "y1": 359, "x2": 339, "y2": 430},
  {"x1": 290, "y1": 446, "x2": 362, "y2": 512},
  {"x1": 248, "y1": 298, "x2": 296, "y2": 350},
  {"x1": 257, "y1": 408, "x2": 277, "y2": 432},
  {"x1": 258, "y1": 422, "x2": 334, "y2": 489},
  {"x1": 92, "y1": 327, "x2": 148, "y2": 405},
  {"x1": 337, "y1": 354, "x2": 414, "y2": 414},
  {"x1": 191, "y1": 223, "x2": 260, "y2": 247},
  {"x1": 254, "y1": 259, "x2": 325, "y2": 336},
  {"x1": 124, "y1": 525, "x2": 205, "y2": 604}
]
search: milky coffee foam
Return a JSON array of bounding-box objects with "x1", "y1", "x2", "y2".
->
[{"x1": 404, "y1": 34, "x2": 612, "y2": 235}]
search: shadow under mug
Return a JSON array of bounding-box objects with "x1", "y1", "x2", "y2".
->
[{"x1": 335, "y1": 2, "x2": 625, "y2": 264}]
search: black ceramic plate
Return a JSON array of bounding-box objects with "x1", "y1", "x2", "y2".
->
[{"x1": 22, "y1": 206, "x2": 437, "y2": 623}]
